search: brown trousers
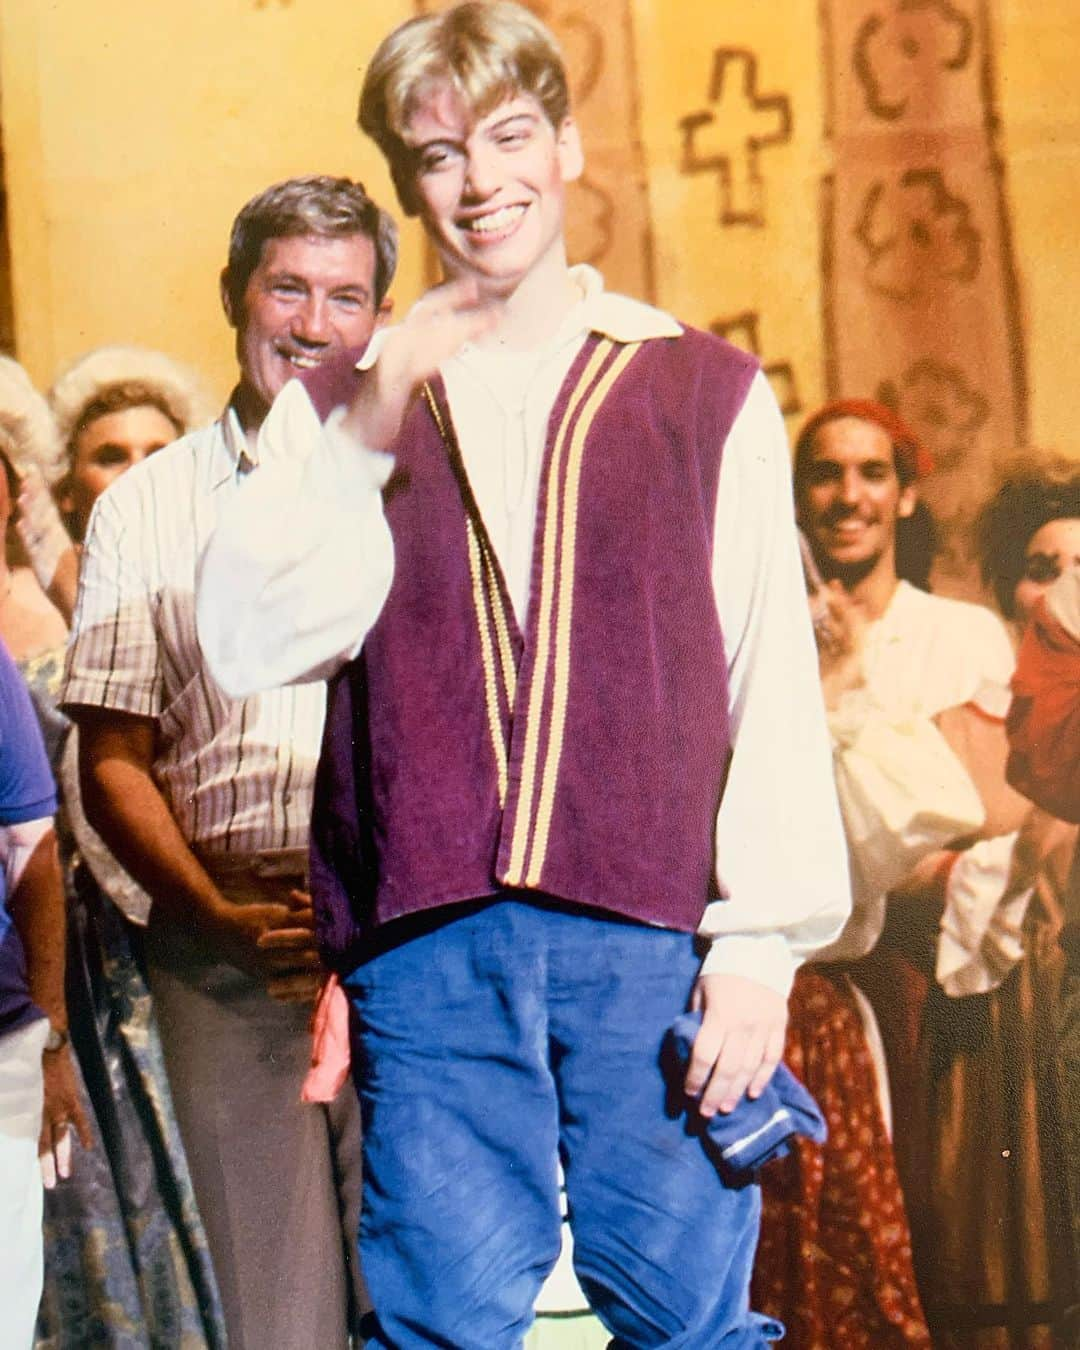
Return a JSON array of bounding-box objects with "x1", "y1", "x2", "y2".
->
[{"x1": 145, "y1": 849, "x2": 366, "y2": 1350}]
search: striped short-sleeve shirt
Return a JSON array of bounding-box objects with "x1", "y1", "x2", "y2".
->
[{"x1": 62, "y1": 404, "x2": 325, "y2": 853}]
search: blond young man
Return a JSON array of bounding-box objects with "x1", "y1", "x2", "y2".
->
[{"x1": 197, "y1": 7, "x2": 850, "y2": 1347}]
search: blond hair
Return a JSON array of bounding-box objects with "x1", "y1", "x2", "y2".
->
[
  {"x1": 49, "y1": 345, "x2": 214, "y2": 461},
  {"x1": 359, "y1": 1, "x2": 569, "y2": 186},
  {"x1": 0, "y1": 357, "x2": 64, "y2": 486}
]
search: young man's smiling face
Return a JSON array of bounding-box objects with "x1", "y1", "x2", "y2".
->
[
  {"x1": 224, "y1": 232, "x2": 385, "y2": 425},
  {"x1": 399, "y1": 87, "x2": 584, "y2": 296},
  {"x1": 797, "y1": 415, "x2": 916, "y2": 582}
]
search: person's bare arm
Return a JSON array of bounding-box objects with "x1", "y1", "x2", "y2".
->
[
  {"x1": 15, "y1": 466, "x2": 79, "y2": 626},
  {"x1": 74, "y1": 705, "x2": 320, "y2": 1000},
  {"x1": 815, "y1": 581, "x2": 869, "y2": 709},
  {"x1": 41, "y1": 551, "x2": 80, "y2": 628},
  {"x1": 5, "y1": 820, "x2": 91, "y2": 1181}
]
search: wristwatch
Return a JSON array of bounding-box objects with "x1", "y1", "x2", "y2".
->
[{"x1": 44, "y1": 1023, "x2": 69, "y2": 1052}]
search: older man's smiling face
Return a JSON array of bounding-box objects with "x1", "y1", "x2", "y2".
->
[{"x1": 228, "y1": 232, "x2": 382, "y2": 423}]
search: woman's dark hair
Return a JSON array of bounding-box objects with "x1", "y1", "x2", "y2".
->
[
  {"x1": 976, "y1": 453, "x2": 1080, "y2": 617},
  {"x1": 895, "y1": 500, "x2": 938, "y2": 591},
  {"x1": 0, "y1": 444, "x2": 19, "y2": 504}
]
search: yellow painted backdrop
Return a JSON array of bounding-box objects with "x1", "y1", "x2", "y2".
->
[{"x1": 1, "y1": 0, "x2": 1077, "y2": 461}]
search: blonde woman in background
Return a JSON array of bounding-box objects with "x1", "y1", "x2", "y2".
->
[
  {"x1": 5, "y1": 346, "x2": 227, "y2": 1349},
  {"x1": 15, "y1": 344, "x2": 211, "y2": 626},
  {"x1": 0, "y1": 359, "x2": 68, "y2": 667}
]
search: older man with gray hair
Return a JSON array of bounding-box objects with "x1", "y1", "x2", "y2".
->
[{"x1": 62, "y1": 175, "x2": 397, "y2": 1350}]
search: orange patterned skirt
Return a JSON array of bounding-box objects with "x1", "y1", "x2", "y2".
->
[{"x1": 752, "y1": 968, "x2": 931, "y2": 1349}]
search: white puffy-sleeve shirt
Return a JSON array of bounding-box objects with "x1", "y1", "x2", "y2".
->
[
  {"x1": 197, "y1": 269, "x2": 851, "y2": 996},
  {"x1": 815, "y1": 581, "x2": 1030, "y2": 995}
]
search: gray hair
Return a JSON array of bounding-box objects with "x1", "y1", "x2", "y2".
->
[{"x1": 223, "y1": 175, "x2": 398, "y2": 313}]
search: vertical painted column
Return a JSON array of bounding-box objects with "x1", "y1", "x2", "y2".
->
[{"x1": 821, "y1": 0, "x2": 1027, "y2": 595}]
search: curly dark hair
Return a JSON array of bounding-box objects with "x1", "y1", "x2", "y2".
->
[
  {"x1": 894, "y1": 500, "x2": 938, "y2": 591},
  {"x1": 976, "y1": 452, "x2": 1080, "y2": 617}
]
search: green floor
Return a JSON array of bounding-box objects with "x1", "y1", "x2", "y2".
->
[{"x1": 524, "y1": 1312, "x2": 609, "y2": 1348}]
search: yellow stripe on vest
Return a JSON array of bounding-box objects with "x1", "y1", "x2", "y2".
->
[
  {"x1": 479, "y1": 534, "x2": 518, "y2": 712},
  {"x1": 465, "y1": 518, "x2": 510, "y2": 804},
  {"x1": 424, "y1": 384, "x2": 512, "y2": 803},
  {"x1": 525, "y1": 343, "x2": 640, "y2": 885},
  {"x1": 505, "y1": 340, "x2": 616, "y2": 885}
]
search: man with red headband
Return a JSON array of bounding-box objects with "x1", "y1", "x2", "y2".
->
[
  {"x1": 791, "y1": 398, "x2": 1021, "y2": 968},
  {"x1": 795, "y1": 397, "x2": 934, "y2": 610},
  {"x1": 769, "y1": 399, "x2": 1035, "y2": 1343}
]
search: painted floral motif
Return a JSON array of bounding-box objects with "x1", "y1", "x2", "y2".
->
[
  {"x1": 854, "y1": 0, "x2": 974, "y2": 121},
  {"x1": 877, "y1": 356, "x2": 988, "y2": 473},
  {"x1": 855, "y1": 168, "x2": 981, "y2": 301}
]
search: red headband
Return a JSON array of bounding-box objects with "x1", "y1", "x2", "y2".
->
[{"x1": 794, "y1": 398, "x2": 933, "y2": 482}]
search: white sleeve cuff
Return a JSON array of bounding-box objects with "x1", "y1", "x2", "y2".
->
[
  {"x1": 699, "y1": 932, "x2": 798, "y2": 998},
  {"x1": 196, "y1": 385, "x2": 395, "y2": 696},
  {"x1": 936, "y1": 833, "x2": 1033, "y2": 996},
  {"x1": 320, "y1": 406, "x2": 395, "y2": 500}
]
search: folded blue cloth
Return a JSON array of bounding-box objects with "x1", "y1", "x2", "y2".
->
[{"x1": 663, "y1": 1011, "x2": 827, "y2": 1179}]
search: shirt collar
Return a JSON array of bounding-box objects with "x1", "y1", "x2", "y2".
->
[
  {"x1": 353, "y1": 265, "x2": 681, "y2": 378},
  {"x1": 210, "y1": 395, "x2": 258, "y2": 488},
  {"x1": 569, "y1": 264, "x2": 683, "y2": 342}
]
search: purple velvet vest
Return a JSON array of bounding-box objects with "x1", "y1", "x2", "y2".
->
[{"x1": 305, "y1": 328, "x2": 759, "y2": 970}]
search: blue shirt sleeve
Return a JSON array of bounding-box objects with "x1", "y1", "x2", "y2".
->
[
  {"x1": 0, "y1": 641, "x2": 57, "y2": 826},
  {"x1": 0, "y1": 639, "x2": 58, "y2": 1035}
]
